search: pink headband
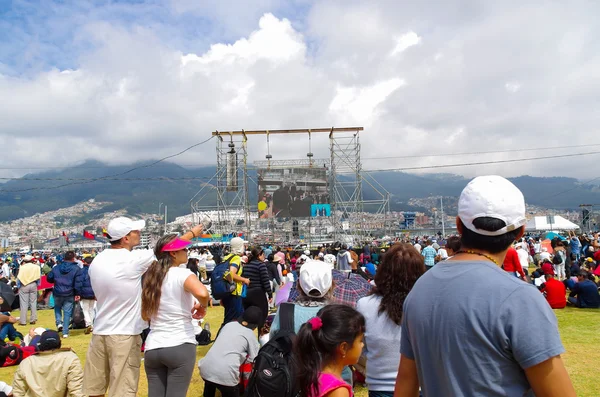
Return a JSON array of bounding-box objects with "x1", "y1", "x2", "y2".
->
[
  {"x1": 161, "y1": 237, "x2": 192, "y2": 252},
  {"x1": 308, "y1": 317, "x2": 323, "y2": 331}
]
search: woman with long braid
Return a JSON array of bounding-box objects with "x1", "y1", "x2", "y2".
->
[{"x1": 141, "y1": 234, "x2": 210, "y2": 397}]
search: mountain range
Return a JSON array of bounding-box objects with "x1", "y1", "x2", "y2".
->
[{"x1": 0, "y1": 160, "x2": 597, "y2": 222}]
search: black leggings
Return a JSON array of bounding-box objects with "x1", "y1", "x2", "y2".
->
[
  {"x1": 203, "y1": 379, "x2": 240, "y2": 397},
  {"x1": 243, "y1": 288, "x2": 268, "y2": 329}
]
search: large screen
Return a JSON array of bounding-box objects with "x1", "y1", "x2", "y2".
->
[{"x1": 257, "y1": 167, "x2": 331, "y2": 218}]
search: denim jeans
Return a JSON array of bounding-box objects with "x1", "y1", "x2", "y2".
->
[
  {"x1": 54, "y1": 295, "x2": 74, "y2": 335},
  {"x1": 0, "y1": 322, "x2": 17, "y2": 341},
  {"x1": 219, "y1": 294, "x2": 243, "y2": 335}
]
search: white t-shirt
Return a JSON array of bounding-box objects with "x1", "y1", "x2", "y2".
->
[
  {"x1": 517, "y1": 248, "x2": 529, "y2": 269},
  {"x1": 198, "y1": 253, "x2": 207, "y2": 268},
  {"x1": 145, "y1": 267, "x2": 196, "y2": 351},
  {"x1": 89, "y1": 248, "x2": 155, "y2": 335},
  {"x1": 324, "y1": 254, "x2": 336, "y2": 269},
  {"x1": 437, "y1": 248, "x2": 449, "y2": 260},
  {"x1": 539, "y1": 252, "x2": 551, "y2": 262}
]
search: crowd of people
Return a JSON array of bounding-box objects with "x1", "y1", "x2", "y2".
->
[{"x1": 0, "y1": 175, "x2": 598, "y2": 396}]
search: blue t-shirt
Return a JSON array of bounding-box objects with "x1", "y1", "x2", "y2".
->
[
  {"x1": 421, "y1": 246, "x2": 437, "y2": 267},
  {"x1": 401, "y1": 260, "x2": 565, "y2": 397}
]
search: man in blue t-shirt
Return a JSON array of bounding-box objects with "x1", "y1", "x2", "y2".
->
[
  {"x1": 395, "y1": 176, "x2": 575, "y2": 397},
  {"x1": 568, "y1": 271, "x2": 600, "y2": 308}
]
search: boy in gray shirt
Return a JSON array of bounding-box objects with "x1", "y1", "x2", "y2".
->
[
  {"x1": 395, "y1": 176, "x2": 575, "y2": 397},
  {"x1": 199, "y1": 306, "x2": 261, "y2": 397}
]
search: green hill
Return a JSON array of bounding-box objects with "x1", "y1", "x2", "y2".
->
[{"x1": 0, "y1": 161, "x2": 597, "y2": 222}]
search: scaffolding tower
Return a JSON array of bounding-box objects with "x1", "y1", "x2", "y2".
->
[{"x1": 190, "y1": 127, "x2": 390, "y2": 246}]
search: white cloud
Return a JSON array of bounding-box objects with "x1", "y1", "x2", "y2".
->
[
  {"x1": 505, "y1": 82, "x2": 521, "y2": 93},
  {"x1": 1, "y1": 0, "x2": 600, "y2": 182},
  {"x1": 390, "y1": 31, "x2": 422, "y2": 56},
  {"x1": 329, "y1": 78, "x2": 405, "y2": 126}
]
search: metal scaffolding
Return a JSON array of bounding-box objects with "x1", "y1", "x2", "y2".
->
[{"x1": 190, "y1": 127, "x2": 391, "y2": 245}]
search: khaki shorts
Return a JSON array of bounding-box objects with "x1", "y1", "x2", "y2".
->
[{"x1": 83, "y1": 334, "x2": 142, "y2": 397}]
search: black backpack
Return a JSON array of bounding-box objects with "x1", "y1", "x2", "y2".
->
[
  {"x1": 244, "y1": 303, "x2": 299, "y2": 397},
  {"x1": 553, "y1": 252, "x2": 563, "y2": 265}
]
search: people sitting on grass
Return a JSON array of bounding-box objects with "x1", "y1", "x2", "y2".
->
[
  {"x1": 12, "y1": 330, "x2": 85, "y2": 397},
  {"x1": 198, "y1": 306, "x2": 262, "y2": 397},
  {"x1": 0, "y1": 309, "x2": 17, "y2": 343},
  {"x1": 540, "y1": 273, "x2": 567, "y2": 309},
  {"x1": 567, "y1": 271, "x2": 600, "y2": 309}
]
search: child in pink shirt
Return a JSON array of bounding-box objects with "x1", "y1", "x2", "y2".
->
[{"x1": 293, "y1": 304, "x2": 365, "y2": 397}]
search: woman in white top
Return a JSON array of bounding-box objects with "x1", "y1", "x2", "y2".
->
[
  {"x1": 141, "y1": 234, "x2": 210, "y2": 397},
  {"x1": 356, "y1": 243, "x2": 425, "y2": 397}
]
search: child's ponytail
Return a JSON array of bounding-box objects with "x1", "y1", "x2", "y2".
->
[{"x1": 293, "y1": 304, "x2": 365, "y2": 397}]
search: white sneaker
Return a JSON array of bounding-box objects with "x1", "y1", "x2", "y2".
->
[
  {"x1": 62, "y1": 334, "x2": 68, "y2": 339},
  {"x1": 57, "y1": 324, "x2": 63, "y2": 332}
]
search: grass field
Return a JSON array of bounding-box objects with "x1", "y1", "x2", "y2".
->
[{"x1": 1, "y1": 306, "x2": 599, "y2": 396}]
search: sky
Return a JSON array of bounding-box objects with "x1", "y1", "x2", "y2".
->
[{"x1": 1, "y1": 0, "x2": 599, "y2": 181}]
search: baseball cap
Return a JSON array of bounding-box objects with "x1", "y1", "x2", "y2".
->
[
  {"x1": 458, "y1": 175, "x2": 526, "y2": 237},
  {"x1": 304, "y1": 249, "x2": 310, "y2": 256},
  {"x1": 299, "y1": 260, "x2": 333, "y2": 298},
  {"x1": 161, "y1": 237, "x2": 192, "y2": 252},
  {"x1": 39, "y1": 330, "x2": 61, "y2": 351},
  {"x1": 23, "y1": 255, "x2": 34, "y2": 262},
  {"x1": 239, "y1": 306, "x2": 263, "y2": 329},
  {"x1": 106, "y1": 217, "x2": 145, "y2": 241}
]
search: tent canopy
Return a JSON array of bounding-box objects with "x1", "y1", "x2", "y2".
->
[{"x1": 525, "y1": 216, "x2": 579, "y2": 232}]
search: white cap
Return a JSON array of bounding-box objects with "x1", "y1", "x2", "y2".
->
[
  {"x1": 299, "y1": 260, "x2": 333, "y2": 298},
  {"x1": 23, "y1": 255, "x2": 34, "y2": 262},
  {"x1": 458, "y1": 175, "x2": 526, "y2": 237},
  {"x1": 106, "y1": 217, "x2": 145, "y2": 241},
  {"x1": 304, "y1": 249, "x2": 311, "y2": 256},
  {"x1": 230, "y1": 237, "x2": 245, "y2": 255}
]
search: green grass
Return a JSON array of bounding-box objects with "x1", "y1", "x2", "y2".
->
[{"x1": 2, "y1": 306, "x2": 599, "y2": 396}]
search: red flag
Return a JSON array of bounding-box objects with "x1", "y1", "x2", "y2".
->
[{"x1": 83, "y1": 230, "x2": 95, "y2": 240}]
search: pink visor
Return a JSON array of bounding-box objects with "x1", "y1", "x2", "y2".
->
[{"x1": 161, "y1": 237, "x2": 192, "y2": 252}]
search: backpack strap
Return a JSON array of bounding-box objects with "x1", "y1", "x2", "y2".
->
[{"x1": 279, "y1": 302, "x2": 295, "y2": 333}]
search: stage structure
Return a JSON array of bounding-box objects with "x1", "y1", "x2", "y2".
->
[{"x1": 190, "y1": 128, "x2": 391, "y2": 246}]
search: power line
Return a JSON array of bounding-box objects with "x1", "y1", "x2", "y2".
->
[
  {"x1": 361, "y1": 143, "x2": 600, "y2": 161},
  {"x1": 0, "y1": 136, "x2": 216, "y2": 193},
  {"x1": 1, "y1": 146, "x2": 599, "y2": 193},
  {"x1": 361, "y1": 150, "x2": 600, "y2": 172},
  {"x1": 0, "y1": 142, "x2": 598, "y2": 170}
]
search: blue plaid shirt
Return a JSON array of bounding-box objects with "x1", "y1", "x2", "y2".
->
[{"x1": 422, "y1": 246, "x2": 437, "y2": 267}]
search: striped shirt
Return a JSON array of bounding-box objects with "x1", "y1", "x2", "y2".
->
[{"x1": 243, "y1": 260, "x2": 273, "y2": 298}]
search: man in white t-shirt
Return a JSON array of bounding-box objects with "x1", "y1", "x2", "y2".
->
[
  {"x1": 539, "y1": 247, "x2": 551, "y2": 262},
  {"x1": 516, "y1": 243, "x2": 530, "y2": 275},
  {"x1": 83, "y1": 216, "x2": 204, "y2": 397}
]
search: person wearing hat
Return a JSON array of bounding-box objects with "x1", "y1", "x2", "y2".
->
[
  {"x1": 396, "y1": 176, "x2": 575, "y2": 397},
  {"x1": 83, "y1": 217, "x2": 206, "y2": 397},
  {"x1": 16, "y1": 254, "x2": 41, "y2": 326},
  {"x1": 269, "y1": 260, "x2": 334, "y2": 337},
  {"x1": 199, "y1": 306, "x2": 262, "y2": 397},
  {"x1": 12, "y1": 330, "x2": 85, "y2": 397},
  {"x1": 218, "y1": 237, "x2": 249, "y2": 334},
  {"x1": 141, "y1": 234, "x2": 209, "y2": 397}
]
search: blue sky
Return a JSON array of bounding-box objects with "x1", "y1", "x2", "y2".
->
[{"x1": 0, "y1": 0, "x2": 312, "y2": 75}]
